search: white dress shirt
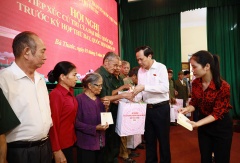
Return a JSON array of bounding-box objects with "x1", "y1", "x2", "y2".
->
[
  {"x1": 0, "y1": 62, "x2": 52, "y2": 142},
  {"x1": 136, "y1": 60, "x2": 169, "y2": 104}
]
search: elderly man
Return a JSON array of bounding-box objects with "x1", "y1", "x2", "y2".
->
[
  {"x1": 133, "y1": 46, "x2": 171, "y2": 163},
  {"x1": 0, "y1": 31, "x2": 52, "y2": 163},
  {"x1": 120, "y1": 60, "x2": 130, "y2": 79},
  {"x1": 95, "y1": 52, "x2": 133, "y2": 163},
  {"x1": 175, "y1": 71, "x2": 189, "y2": 108}
]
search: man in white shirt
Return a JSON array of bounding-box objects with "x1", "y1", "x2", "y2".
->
[
  {"x1": 133, "y1": 46, "x2": 171, "y2": 163},
  {"x1": 0, "y1": 31, "x2": 52, "y2": 163}
]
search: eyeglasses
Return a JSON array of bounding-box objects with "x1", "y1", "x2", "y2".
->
[{"x1": 92, "y1": 83, "x2": 103, "y2": 87}]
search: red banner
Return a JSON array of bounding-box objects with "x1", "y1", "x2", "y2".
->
[{"x1": 0, "y1": 0, "x2": 118, "y2": 77}]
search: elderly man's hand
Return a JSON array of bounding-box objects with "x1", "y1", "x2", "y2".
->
[
  {"x1": 132, "y1": 85, "x2": 144, "y2": 96},
  {"x1": 121, "y1": 92, "x2": 134, "y2": 101}
]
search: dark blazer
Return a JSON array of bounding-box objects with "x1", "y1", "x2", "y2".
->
[{"x1": 174, "y1": 79, "x2": 188, "y2": 101}]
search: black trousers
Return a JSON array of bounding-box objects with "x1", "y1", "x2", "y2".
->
[
  {"x1": 62, "y1": 146, "x2": 75, "y2": 163},
  {"x1": 103, "y1": 115, "x2": 121, "y2": 163},
  {"x1": 77, "y1": 146, "x2": 104, "y2": 163},
  {"x1": 198, "y1": 113, "x2": 233, "y2": 163},
  {"x1": 193, "y1": 108, "x2": 199, "y2": 122},
  {"x1": 145, "y1": 103, "x2": 171, "y2": 163},
  {"x1": 52, "y1": 146, "x2": 75, "y2": 163},
  {"x1": 7, "y1": 139, "x2": 52, "y2": 163}
]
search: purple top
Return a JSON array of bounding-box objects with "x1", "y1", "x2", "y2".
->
[{"x1": 75, "y1": 93, "x2": 105, "y2": 150}]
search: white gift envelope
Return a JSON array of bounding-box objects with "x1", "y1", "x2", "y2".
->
[
  {"x1": 177, "y1": 113, "x2": 193, "y2": 131},
  {"x1": 101, "y1": 112, "x2": 114, "y2": 125}
]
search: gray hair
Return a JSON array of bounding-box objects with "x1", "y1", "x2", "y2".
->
[
  {"x1": 103, "y1": 51, "x2": 120, "y2": 63},
  {"x1": 81, "y1": 73, "x2": 102, "y2": 88},
  {"x1": 121, "y1": 60, "x2": 130, "y2": 66}
]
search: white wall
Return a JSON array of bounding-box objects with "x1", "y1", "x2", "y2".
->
[{"x1": 181, "y1": 8, "x2": 207, "y2": 62}]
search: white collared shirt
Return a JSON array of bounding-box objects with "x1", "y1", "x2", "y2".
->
[
  {"x1": 0, "y1": 62, "x2": 52, "y2": 142},
  {"x1": 137, "y1": 60, "x2": 169, "y2": 104}
]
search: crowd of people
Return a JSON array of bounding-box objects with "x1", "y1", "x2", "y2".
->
[{"x1": 0, "y1": 31, "x2": 233, "y2": 163}]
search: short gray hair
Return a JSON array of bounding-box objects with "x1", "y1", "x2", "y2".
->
[
  {"x1": 81, "y1": 73, "x2": 102, "y2": 88},
  {"x1": 103, "y1": 52, "x2": 120, "y2": 63}
]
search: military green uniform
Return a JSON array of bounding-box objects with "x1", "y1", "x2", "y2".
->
[
  {"x1": 96, "y1": 66, "x2": 114, "y2": 98},
  {"x1": 119, "y1": 73, "x2": 127, "y2": 80},
  {"x1": 110, "y1": 75, "x2": 124, "y2": 120},
  {"x1": 123, "y1": 77, "x2": 134, "y2": 86},
  {"x1": 0, "y1": 88, "x2": 20, "y2": 134},
  {"x1": 169, "y1": 79, "x2": 175, "y2": 99},
  {"x1": 95, "y1": 66, "x2": 122, "y2": 163}
]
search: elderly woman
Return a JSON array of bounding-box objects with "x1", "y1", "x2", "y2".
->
[{"x1": 75, "y1": 73, "x2": 109, "y2": 163}]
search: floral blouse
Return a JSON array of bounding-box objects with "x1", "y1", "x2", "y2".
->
[{"x1": 189, "y1": 78, "x2": 232, "y2": 120}]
